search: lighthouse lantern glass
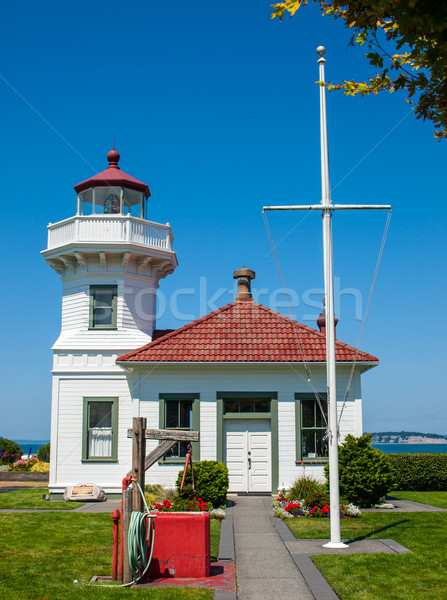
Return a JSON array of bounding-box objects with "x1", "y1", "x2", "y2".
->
[{"x1": 77, "y1": 187, "x2": 145, "y2": 218}]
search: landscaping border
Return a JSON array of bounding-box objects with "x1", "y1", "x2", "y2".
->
[{"x1": 0, "y1": 473, "x2": 49, "y2": 482}]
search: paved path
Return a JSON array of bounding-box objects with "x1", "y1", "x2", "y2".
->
[{"x1": 232, "y1": 495, "x2": 314, "y2": 600}]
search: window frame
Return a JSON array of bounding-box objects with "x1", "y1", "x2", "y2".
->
[
  {"x1": 82, "y1": 397, "x2": 118, "y2": 462},
  {"x1": 295, "y1": 393, "x2": 328, "y2": 464},
  {"x1": 159, "y1": 393, "x2": 200, "y2": 464},
  {"x1": 89, "y1": 284, "x2": 118, "y2": 330}
]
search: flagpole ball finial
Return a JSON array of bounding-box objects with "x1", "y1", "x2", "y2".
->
[{"x1": 316, "y1": 46, "x2": 326, "y2": 56}]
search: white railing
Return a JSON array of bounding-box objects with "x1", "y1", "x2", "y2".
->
[{"x1": 46, "y1": 215, "x2": 173, "y2": 251}]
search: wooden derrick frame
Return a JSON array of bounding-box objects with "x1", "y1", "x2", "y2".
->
[{"x1": 121, "y1": 417, "x2": 200, "y2": 583}]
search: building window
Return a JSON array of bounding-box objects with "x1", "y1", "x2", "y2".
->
[
  {"x1": 223, "y1": 397, "x2": 270, "y2": 413},
  {"x1": 295, "y1": 393, "x2": 328, "y2": 462},
  {"x1": 89, "y1": 285, "x2": 117, "y2": 329},
  {"x1": 159, "y1": 394, "x2": 200, "y2": 462},
  {"x1": 82, "y1": 398, "x2": 118, "y2": 461}
]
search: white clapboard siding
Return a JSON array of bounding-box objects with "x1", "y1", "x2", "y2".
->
[
  {"x1": 50, "y1": 361, "x2": 369, "y2": 493},
  {"x1": 49, "y1": 376, "x2": 133, "y2": 494},
  {"x1": 135, "y1": 364, "x2": 367, "y2": 490}
]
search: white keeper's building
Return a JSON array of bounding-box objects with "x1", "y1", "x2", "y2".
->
[{"x1": 43, "y1": 150, "x2": 379, "y2": 497}]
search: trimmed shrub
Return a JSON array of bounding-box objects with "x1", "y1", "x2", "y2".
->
[
  {"x1": 176, "y1": 460, "x2": 229, "y2": 508},
  {"x1": 325, "y1": 433, "x2": 394, "y2": 507},
  {"x1": 287, "y1": 476, "x2": 329, "y2": 508},
  {"x1": 0, "y1": 438, "x2": 22, "y2": 465},
  {"x1": 386, "y1": 453, "x2": 447, "y2": 491},
  {"x1": 37, "y1": 443, "x2": 50, "y2": 463}
]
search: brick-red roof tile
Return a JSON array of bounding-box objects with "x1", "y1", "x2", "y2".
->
[{"x1": 117, "y1": 301, "x2": 378, "y2": 364}]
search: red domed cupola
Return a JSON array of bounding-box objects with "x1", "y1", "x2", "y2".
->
[{"x1": 74, "y1": 149, "x2": 150, "y2": 218}]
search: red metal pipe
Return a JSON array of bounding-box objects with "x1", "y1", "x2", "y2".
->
[
  {"x1": 119, "y1": 476, "x2": 132, "y2": 580},
  {"x1": 111, "y1": 509, "x2": 120, "y2": 581}
]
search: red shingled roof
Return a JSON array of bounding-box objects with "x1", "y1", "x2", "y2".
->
[
  {"x1": 73, "y1": 149, "x2": 150, "y2": 198},
  {"x1": 117, "y1": 301, "x2": 378, "y2": 363}
]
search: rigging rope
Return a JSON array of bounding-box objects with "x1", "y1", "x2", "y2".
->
[
  {"x1": 263, "y1": 209, "x2": 328, "y2": 427},
  {"x1": 337, "y1": 209, "x2": 392, "y2": 427}
]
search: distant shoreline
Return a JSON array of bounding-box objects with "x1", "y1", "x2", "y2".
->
[{"x1": 373, "y1": 442, "x2": 446, "y2": 445}]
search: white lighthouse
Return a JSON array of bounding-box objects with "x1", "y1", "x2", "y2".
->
[{"x1": 42, "y1": 149, "x2": 177, "y2": 496}]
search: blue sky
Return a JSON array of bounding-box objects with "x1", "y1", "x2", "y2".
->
[{"x1": 1, "y1": 1, "x2": 446, "y2": 440}]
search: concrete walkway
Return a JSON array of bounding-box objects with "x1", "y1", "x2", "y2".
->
[
  {"x1": 232, "y1": 495, "x2": 314, "y2": 600},
  {"x1": 229, "y1": 495, "x2": 415, "y2": 600}
]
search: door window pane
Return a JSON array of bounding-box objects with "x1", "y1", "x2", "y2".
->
[
  {"x1": 254, "y1": 398, "x2": 270, "y2": 412},
  {"x1": 223, "y1": 397, "x2": 271, "y2": 413},
  {"x1": 239, "y1": 398, "x2": 255, "y2": 412}
]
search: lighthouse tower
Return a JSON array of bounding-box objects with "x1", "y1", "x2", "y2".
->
[{"x1": 42, "y1": 149, "x2": 177, "y2": 496}]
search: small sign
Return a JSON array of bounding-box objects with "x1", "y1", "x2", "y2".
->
[
  {"x1": 308, "y1": 453, "x2": 316, "y2": 458},
  {"x1": 72, "y1": 485, "x2": 94, "y2": 496},
  {"x1": 64, "y1": 483, "x2": 107, "y2": 502}
]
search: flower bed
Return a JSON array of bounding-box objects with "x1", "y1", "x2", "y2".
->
[
  {"x1": 272, "y1": 492, "x2": 361, "y2": 519},
  {"x1": 9, "y1": 457, "x2": 38, "y2": 472},
  {"x1": 151, "y1": 495, "x2": 226, "y2": 520}
]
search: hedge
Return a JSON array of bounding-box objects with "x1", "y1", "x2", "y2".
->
[{"x1": 386, "y1": 453, "x2": 447, "y2": 491}]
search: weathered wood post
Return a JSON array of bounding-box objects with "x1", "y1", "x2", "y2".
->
[
  {"x1": 132, "y1": 417, "x2": 146, "y2": 513},
  {"x1": 122, "y1": 488, "x2": 133, "y2": 584}
]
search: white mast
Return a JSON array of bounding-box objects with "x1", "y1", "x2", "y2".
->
[
  {"x1": 263, "y1": 46, "x2": 391, "y2": 548},
  {"x1": 317, "y1": 45, "x2": 346, "y2": 548}
]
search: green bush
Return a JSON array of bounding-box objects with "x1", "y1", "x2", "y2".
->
[
  {"x1": 176, "y1": 460, "x2": 229, "y2": 508},
  {"x1": 287, "y1": 476, "x2": 329, "y2": 508},
  {"x1": 37, "y1": 443, "x2": 50, "y2": 463},
  {"x1": 325, "y1": 433, "x2": 394, "y2": 507},
  {"x1": 386, "y1": 453, "x2": 447, "y2": 491},
  {"x1": 0, "y1": 438, "x2": 22, "y2": 465}
]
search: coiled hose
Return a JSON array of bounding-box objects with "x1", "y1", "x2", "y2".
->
[
  {"x1": 126, "y1": 481, "x2": 156, "y2": 585},
  {"x1": 74, "y1": 480, "x2": 155, "y2": 588}
]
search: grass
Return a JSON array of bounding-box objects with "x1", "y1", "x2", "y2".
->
[
  {"x1": 0, "y1": 487, "x2": 85, "y2": 510},
  {"x1": 209, "y1": 518, "x2": 221, "y2": 562},
  {"x1": 285, "y1": 511, "x2": 447, "y2": 599},
  {"x1": 0, "y1": 512, "x2": 213, "y2": 599},
  {"x1": 390, "y1": 490, "x2": 447, "y2": 508}
]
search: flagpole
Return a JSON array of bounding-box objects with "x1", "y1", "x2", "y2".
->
[
  {"x1": 317, "y1": 46, "x2": 348, "y2": 548},
  {"x1": 263, "y1": 46, "x2": 391, "y2": 548}
]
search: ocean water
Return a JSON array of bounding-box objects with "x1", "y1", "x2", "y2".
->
[
  {"x1": 12, "y1": 440, "x2": 50, "y2": 455},
  {"x1": 5, "y1": 440, "x2": 447, "y2": 456},
  {"x1": 373, "y1": 443, "x2": 447, "y2": 454}
]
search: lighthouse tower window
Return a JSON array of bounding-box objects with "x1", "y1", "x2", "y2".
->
[{"x1": 89, "y1": 285, "x2": 117, "y2": 329}]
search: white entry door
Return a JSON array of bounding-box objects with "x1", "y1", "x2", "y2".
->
[{"x1": 224, "y1": 420, "x2": 271, "y2": 492}]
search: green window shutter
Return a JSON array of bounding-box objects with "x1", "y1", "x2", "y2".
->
[{"x1": 159, "y1": 394, "x2": 200, "y2": 464}]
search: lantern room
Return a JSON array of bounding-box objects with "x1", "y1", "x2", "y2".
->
[{"x1": 74, "y1": 149, "x2": 150, "y2": 219}]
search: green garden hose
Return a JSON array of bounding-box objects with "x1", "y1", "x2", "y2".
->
[
  {"x1": 126, "y1": 481, "x2": 156, "y2": 585},
  {"x1": 74, "y1": 480, "x2": 155, "y2": 588}
]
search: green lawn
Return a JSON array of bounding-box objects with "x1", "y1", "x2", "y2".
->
[
  {"x1": 0, "y1": 487, "x2": 84, "y2": 510},
  {"x1": 209, "y1": 518, "x2": 220, "y2": 562},
  {"x1": 390, "y1": 490, "x2": 447, "y2": 508},
  {"x1": 286, "y1": 512, "x2": 447, "y2": 599},
  {"x1": 0, "y1": 512, "x2": 213, "y2": 599}
]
